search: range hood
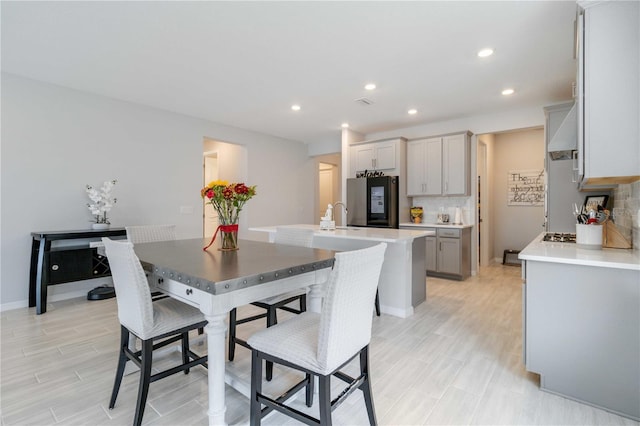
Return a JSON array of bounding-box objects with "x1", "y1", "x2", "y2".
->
[{"x1": 547, "y1": 103, "x2": 577, "y2": 160}]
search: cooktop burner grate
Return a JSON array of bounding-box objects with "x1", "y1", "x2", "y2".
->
[{"x1": 542, "y1": 232, "x2": 577, "y2": 243}]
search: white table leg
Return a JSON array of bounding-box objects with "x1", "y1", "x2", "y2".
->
[{"x1": 205, "y1": 312, "x2": 228, "y2": 426}]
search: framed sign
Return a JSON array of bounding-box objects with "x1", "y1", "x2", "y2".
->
[
  {"x1": 583, "y1": 195, "x2": 609, "y2": 211},
  {"x1": 507, "y1": 170, "x2": 544, "y2": 206}
]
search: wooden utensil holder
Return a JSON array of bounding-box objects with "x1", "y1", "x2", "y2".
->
[{"x1": 603, "y1": 221, "x2": 632, "y2": 249}]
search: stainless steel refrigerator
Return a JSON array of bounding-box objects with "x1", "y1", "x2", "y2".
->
[{"x1": 347, "y1": 176, "x2": 399, "y2": 228}]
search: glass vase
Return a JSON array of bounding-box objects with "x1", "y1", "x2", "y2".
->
[{"x1": 219, "y1": 225, "x2": 239, "y2": 251}]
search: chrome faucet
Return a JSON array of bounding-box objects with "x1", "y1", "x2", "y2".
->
[{"x1": 332, "y1": 202, "x2": 347, "y2": 221}]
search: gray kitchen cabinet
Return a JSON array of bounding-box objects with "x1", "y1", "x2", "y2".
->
[
  {"x1": 350, "y1": 138, "x2": 406, "y2": 175},
  {"x1": 405, "y1": 226, "x2": 471, "y2": 280},
  {"x1": 575, "y1": 1, "x2": 640, "y2": 188},
  {"x1": 425, "y1": 235, "x2": 437, "y2": 271},
  {"x1": 523, "y1": 259, "x2": 640, "y2": 420},
  {"x1": 437, "y1": 235, "x2": 460, "y2": 275},
  {"x1": 406, "y1": 132, "x2": 471, "y2": 196},
  {"x1": 544, "y1": 102, "x2": 585, "y2": 232}
]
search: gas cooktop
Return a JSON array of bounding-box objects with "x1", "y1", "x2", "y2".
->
[{"x1": 542, "y1": 232, "x2": 577, "y2": 243}]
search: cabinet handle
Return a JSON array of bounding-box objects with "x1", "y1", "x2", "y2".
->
[{"x1": 439, "y1": 242, "x2": 442, "y2": 251}]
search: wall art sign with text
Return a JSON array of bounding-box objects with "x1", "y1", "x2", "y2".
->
[{"x1": 507, "y1": 170, "x2": 544, "y2": 206}]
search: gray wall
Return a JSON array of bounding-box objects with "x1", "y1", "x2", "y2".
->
[
  {"x1": 1, "y1": 73, "x2": 316, "y2": 309},
  {"x1": 492, "y1": 128, "x2": 545, "y2": 260}
]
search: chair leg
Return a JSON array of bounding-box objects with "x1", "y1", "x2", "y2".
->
[
  {"x1": 250, "y1": 350, "x2": 263, "y2": 426},
  {"x1": 374, "y1": 289, "x2": 380, "y2": 316},
  {"x1": 300, "y1": 294, "x2": 307, "y2": 312},
  {"x1": 305, "y1": 373, "x2": 314, "y2": 407},
  {"x1": 265, "y1": 307, "x2": 278, "y2": 381},
  {"x1": 181, "y1": 332, "x2": 190, "y2": 374},
  {"x1": 109, "y1": 325, "x2": 130, "y2": 409},
  {"x1": 133, "y1": 339, "x2": 153, "y2": 426},
  {"x1": 228, "y1": 309, "x2": 237, "y2": 361},
  {"x1": 360, "y1": 346, "x2": 377, "y2": 426},
  {"x1": 318, "y1": 374, "x2": 333, "y2": 426}
]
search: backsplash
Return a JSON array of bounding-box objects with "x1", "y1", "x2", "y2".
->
[
  {"x1": 612, "y1": 180, "x2": 640, "y2": 249},
  {"x1": 411, "y1": 196, "x2": 472, "y2": 225}
]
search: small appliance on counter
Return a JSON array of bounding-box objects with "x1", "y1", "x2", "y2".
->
[
  {"x1": 437, "y1": 207, "x2": 449, "y2": 223},
  {"x1": 347, "y1": 176, "x2": 399, "y2": 228}
]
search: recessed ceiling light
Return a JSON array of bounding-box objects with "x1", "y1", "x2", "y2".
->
[
  {"x1": 291, "y1": 104, "x2": 301, "y2": 111},
  {"x1": 501, "y1": 88, "x2": 515, "y2": 96},
  {"x1": 364, "y1": 83, "x2": 376, "y2": 91},
  {"x1": 477, "y1": 48, "x2": 494, "y2": 58},
  {"x1": 408, "y1": 109, "x2": 418, "y2": 115},
  {"x1": 341, "y1": 123, "x2": 349, "y2": 128}
]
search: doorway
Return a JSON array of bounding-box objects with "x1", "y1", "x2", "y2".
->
[
  {"x1": 202, "y1": 139, "x2": 248, "y2": 238},
  {"x1": 477, "y1": 140, "x2": 489, "y2": 266},
  {"x1": 315, "y1": 154, "x2": 341, "y2": 225},
  {"x1": 203, "y1": 151, "x2": 219, "y2": 238}
]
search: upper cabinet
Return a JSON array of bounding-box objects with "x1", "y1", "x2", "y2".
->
[
  {"x1": 407, "y1": 132, "x2": 471, "y2": 196},
  {"x1": 575, "y1": 1, "x2": 640, "y2": 188},
  {"x1": 349, "y1": 138, "x2": 406, "y2": 176}
]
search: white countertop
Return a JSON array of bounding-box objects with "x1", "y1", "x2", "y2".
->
[
  {"x1": 250, "y1": 224, "x2": 434, "y2": 243},
  {"x1": 399, "y1": 222, "x2": 473, "y2": 229},
  {"x1": 519, "y1": 232, "x2": 640, "y2": 271}
]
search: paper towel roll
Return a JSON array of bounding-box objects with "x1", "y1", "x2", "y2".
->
[{"x1": 454, "y1": 207, "x2": 462, "y2": 224}]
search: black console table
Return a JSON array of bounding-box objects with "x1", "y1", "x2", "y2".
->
[{"x1": 29, "y1": 228, "x2": 127, "y2": 314}]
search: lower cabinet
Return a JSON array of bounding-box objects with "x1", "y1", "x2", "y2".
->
[
  {"x1": 523, "y1": 259, "x2": 639, "y2": 420},
  {"x1": 422, "y1": 227, "x2": 471, "y2": 280},
  {"x1": 47, "y1": 247, "x2": 112, "y2": 284}
]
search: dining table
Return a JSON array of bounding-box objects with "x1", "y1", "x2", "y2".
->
[{"x1": 132, "y1": 237, "x2": 335, "y2": 426}]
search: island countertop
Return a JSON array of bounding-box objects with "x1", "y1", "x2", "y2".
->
[
  {"x1": 250, "y1": 224, "x2": 434, "y2": 243},
  {"x1": 519, "y1": 232, "x2": 640, "y2": 271},
  {"x1": 399, "y1": 222, "x2": 473, "y2": 229}
]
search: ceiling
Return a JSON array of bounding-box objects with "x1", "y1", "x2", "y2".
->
[{"x1": 1, "y1": 1, "x2": 578, "y2": 145}]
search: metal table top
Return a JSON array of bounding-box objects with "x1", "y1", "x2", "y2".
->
[{"x1": 133, "y1": 238, "x2": 335, "y2": 296}]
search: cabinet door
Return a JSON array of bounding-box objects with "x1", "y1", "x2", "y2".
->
[
  {"x1": 48, "y1": 248, "x2": 93, "y2": 284},
  {"x1": 354, "y1": 145, "x2": 375, "y2": 172},
  {"x1": 426, "y1": 236, "x2": 437, "y2": 272},
  {"x1": 424, "y1": 138, "x2": 442, "y2": 195},
  {"x1": 407, "y1": 140, "x2": 426, "y2": 195},
  {"x1": 374, "y1": 143, "x2": 396, "y2": 170},
  {"x1": 438, "y1": 237, "x2": 460, "y2": 275},
  {"x1": 442, "y1": 134, "x2": 468, "y2": 195}
]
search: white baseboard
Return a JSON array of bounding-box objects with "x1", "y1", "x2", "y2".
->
[
  {"x1": 0, "y1": 277, "x2": 113, "y2": 313},
  {"x1": 380, "y1": 304, "x2": 413, "y2": 319}
]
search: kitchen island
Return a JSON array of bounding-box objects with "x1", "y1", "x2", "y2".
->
[
  {"x1": 519, "y1": 234, "x2": 640, "y2": 421},
  {"x1": 250, "y1": 225, "x2": 434, "y2": 318}
]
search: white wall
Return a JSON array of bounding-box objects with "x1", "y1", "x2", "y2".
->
[
  {"x1": 1, "y1": 73, "x2": 315, "y2": 308},
  {"x1": 491, "y1": 129, "x2": 545, "y2": 261}
]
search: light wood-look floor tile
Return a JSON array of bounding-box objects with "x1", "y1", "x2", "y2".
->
[{"x1": 2, "y1": 264, "x2": 637, "y2": 425}]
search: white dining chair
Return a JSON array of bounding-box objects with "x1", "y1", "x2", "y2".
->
[
  {"x1": 248, "y1": 242, "x2": 387, "y2": 426},
  {"x1": 228, "y1": 226, "x2": 314, "y2": 381},
  {"x1": 102, "y1": 238, "x2": 207, "y2": 426},
  {"x1": 125, "y1": 225, "x2": 176, "y2": 299},
  {"x1": 125, "y1": 224, "x2": 176, "y2": 244}
]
